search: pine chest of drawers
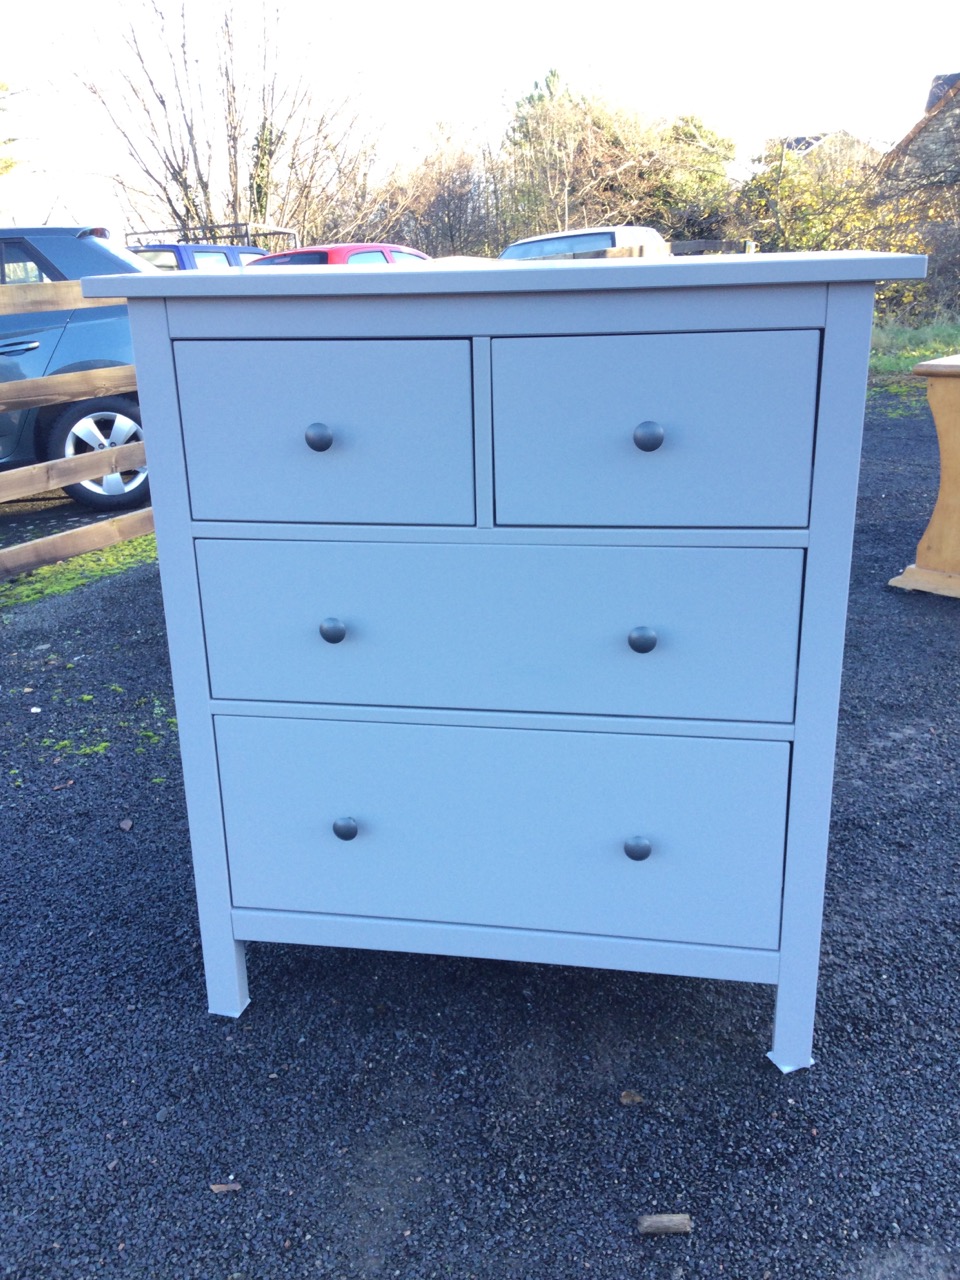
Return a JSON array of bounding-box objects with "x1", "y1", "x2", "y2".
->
[{"x1": 88, "y1": 250, "x2": 925, "y2": 1071}]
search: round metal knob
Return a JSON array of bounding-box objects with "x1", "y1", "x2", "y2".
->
[
  {"x1": 624, "y1": 837, "x2": 653, "y2": 862},
  {"x1": 628, "y1": 627, "x2": 658, "y2": 654},
  {"x1": 319, "y1": 617, "x2": 347, "y2": 644},
  {"x1": 305, "y1": 422, "x2": 333, "y2": 452},
  {"x1": 633, "y1": 420, "x2": 665, "y2": 452},
  {"x1": 333, "y1": 818, "x2": 359, "y2": 841}
]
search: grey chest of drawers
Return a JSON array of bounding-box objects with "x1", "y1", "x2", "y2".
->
[{"x1": 88, "y1": 250, "x2": 925, "y2": 1072}]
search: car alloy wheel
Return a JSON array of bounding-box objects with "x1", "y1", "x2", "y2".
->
[{"x1": 47, "y1": 395, "x2": 149, "y2": 512}]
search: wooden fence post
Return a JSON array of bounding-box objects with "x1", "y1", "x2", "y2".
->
[{"x1": 889, "y1": 355, "x2": 960, "y2": 598}]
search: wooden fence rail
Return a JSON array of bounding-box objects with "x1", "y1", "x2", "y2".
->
[
  {"x1": 0, "y1": 280, "x2": 124, "y2": 316},
  {"x1": 0, "y1": 364, "x2": 137, "y2": 414},
  {"x1": 0, "y1": 280, "x2": 151, "y2": 583}
]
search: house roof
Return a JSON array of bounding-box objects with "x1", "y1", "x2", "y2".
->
[
  {"x1": 882, "y1": 77, "x2": 960, "y2": 179},
  {"x1": 926, "y1": 73, "x2": 960, "y2": 112}
]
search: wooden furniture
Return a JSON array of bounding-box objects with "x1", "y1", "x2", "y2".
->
[
  {"x1": 889, "y1": 353, "x2": 960, "y2": 598},
  {"x1": 86, "y1": 250, "x2": 925, "y2": 1072}
]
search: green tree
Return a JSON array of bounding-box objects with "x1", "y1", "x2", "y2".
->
[
  {"x1": 644, "y1": 116, "x2": 736, "y2": 239},
  {"x1": 735, "y1": 134, "x2": 893, "y2": 251},
  {"x1": 248, "y1": 119, "x2": 279, "y2": 225},
  {"x1": 500, "y1": 72, "x2": 736, "y2": 245},
  {"x1": 734, "y1": 133, "x2": 930, "y2": 317},
  {"x1": 505, "y1": 70, "x2": 589, "y2": 235}
]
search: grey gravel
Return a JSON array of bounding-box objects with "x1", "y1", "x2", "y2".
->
[{"x1": 1, "y1": 389, "x2": 958, "y2": 1279}]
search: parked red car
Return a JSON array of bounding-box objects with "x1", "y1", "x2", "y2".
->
[{"x1": 247, "y1": 243, "x2": 429, "y2": 266}]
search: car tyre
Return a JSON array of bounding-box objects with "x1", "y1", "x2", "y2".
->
[{"x1": 46, "y1": 396, "x2": 149, "y2": 512}]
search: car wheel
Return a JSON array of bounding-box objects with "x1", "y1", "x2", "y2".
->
[{"x1": 45, "y1": 396, "x2": 150, "y2": 512}]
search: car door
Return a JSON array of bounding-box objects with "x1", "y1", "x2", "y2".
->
[{"x1": 0, "y1": 238, "x2": 71, "y2": 464}]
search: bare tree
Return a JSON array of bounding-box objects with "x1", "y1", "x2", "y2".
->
[
  {"x1": 85, "y1": 0, "x2": 379, "y2": 244},
  {"x1": 370, "y1": 143, "x2": 509, "y2": 257}
]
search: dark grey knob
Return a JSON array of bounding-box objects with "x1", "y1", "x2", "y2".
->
[
  {"x1": 628, "y1": 627, "x2": 658, "y2": 653},
  {"x1": 333, "y1": 818, "x2": 358, "y2": 841},
  {"x1": 624, "y1": 837, "x2": 653, "y2": 862},
  {"x1": 305, "y1": 422, "x2": 333, "y2": 452},
  {"x1": 633, "y1": 420, "x2": 665, "y2": 452},
  {"x1": 319, "y1": 617, "x2": 347, "y2": 644}
]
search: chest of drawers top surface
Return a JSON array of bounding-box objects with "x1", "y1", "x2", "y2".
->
[{"x1": 86, "y1": 250, "x2": 926, "y2": 304}]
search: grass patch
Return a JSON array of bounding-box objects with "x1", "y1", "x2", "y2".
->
[
  {"x1": 870, "y1": 320, "x2": 960, "y2": 378},
  {"x1": 0, "y1": 534, "x2": 157, "y2": 609}
]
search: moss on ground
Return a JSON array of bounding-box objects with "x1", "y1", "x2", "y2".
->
[
  {"x1": 866, "y1": 378, "x2": 929, "y2": 415},
  {"x1": 0, "y1": 534, "x2": 158, "y2": 610}
]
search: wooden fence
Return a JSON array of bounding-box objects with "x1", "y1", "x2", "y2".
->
[{"x1": 0, "y1": 280, "x2": 153, "y2": 581}]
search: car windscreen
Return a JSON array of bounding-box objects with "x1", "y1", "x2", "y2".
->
[
  {"x1": 137, "y1": 249, "x2": 179, "y2": 270},
  {"x1": 250, "y1": 251, "x2": 329, "y2": 265},
  {"x1": 500, "y1": 231, "x2": 616, "y2": 260},
  {"x1": 193, "y1": 250, "x2": 233, "y2": 271}
]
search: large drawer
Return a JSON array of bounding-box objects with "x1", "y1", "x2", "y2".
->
[
  {"x1": 215, "y1": 716, "x2": 788, "y2": 950},
  {"x1": 491, "y1": 330, "x2": 820, "y2": 527},
  {"x1": 197, "y1": 539, "x2": 804, "y2": 722},
  {"x1": 173, "y1": 339, "x2": 476, "y2": 524}
]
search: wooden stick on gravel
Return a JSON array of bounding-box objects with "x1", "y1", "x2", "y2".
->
[{"x1": 638, "y1": 1214, "x2": 693, "y2": 1235}]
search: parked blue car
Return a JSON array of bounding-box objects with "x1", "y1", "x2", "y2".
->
[
  {"x1": 130, "y1": 242, "x2": 268, "y2": 271},
  {"x1": 0, "y1": 226, "x2": 151, "y2": 511}
]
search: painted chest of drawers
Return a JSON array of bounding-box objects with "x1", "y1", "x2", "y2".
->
[{"x1": 88, "y1": 251, "x2": 925, "y2": 1071}]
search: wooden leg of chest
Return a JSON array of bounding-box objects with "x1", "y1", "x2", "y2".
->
[{"x1": 890, "y1": 364, "x2": 960, "y2": 596}]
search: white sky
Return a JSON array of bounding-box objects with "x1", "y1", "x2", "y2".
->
[{"x1": 2, "y1": 0, "x2": 955, "y2": 233}]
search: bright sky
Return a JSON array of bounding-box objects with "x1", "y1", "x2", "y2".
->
[{"x1": 2, "y1": 0, "x2": 956, "y2": 233}]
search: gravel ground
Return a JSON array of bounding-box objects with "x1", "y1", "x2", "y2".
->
[
  {"x1": 0, "y1": 491, "x2": 118, "y2": 553},
  {"x1": 1, "y1": 390, "x2": 958, "y2": 1279}
]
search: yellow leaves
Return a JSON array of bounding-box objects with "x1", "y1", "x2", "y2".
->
[{"x1": 737, "y1": 133, "x2": 934, "y2": 263}]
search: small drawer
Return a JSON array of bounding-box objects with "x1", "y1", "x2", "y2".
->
[
  {"x1": 197, "y1": 539, "x2": 803, "y2": 722},
  {"x1": 492, "y1": 330, "x2": 820, "y2": 527},
  {"x1": 215, "y1": 715, "x2": 788, "y2": 950},
  {"x1": 173, "y1": 339, "x2": 475, "y2": 524}
]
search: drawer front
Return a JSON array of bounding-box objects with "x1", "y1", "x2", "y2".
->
[
  {"x1": 491, "y1": 330, "x2": 820, "y2": 527},
  {"x1": 216, "y1": 716, "x2": 788, "y2": 950},
  {"x1": 174, "y1": 339, "x2": 475, "y2": 524},
  {"x1": 197, "y1": 539, "x2": 803, "y2": 722}
]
